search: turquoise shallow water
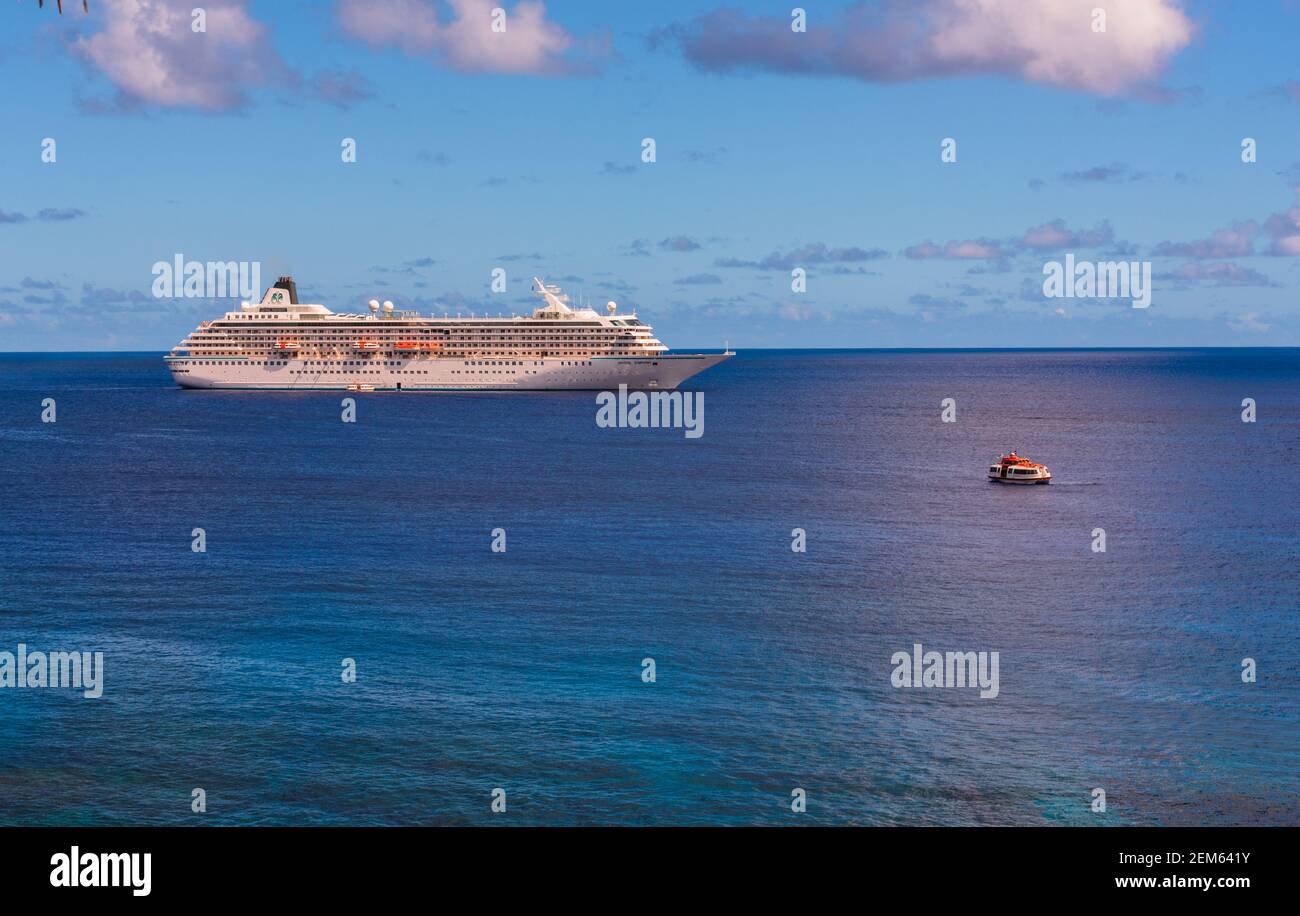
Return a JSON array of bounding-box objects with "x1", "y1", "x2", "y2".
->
[{"x1": 0, "y1": 349, "x2": 1296, "y2": 825}]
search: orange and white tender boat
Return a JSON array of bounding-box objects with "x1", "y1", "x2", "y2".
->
[{"x1": 988, "y1": 451, "x2": 1052, "y2": 484}]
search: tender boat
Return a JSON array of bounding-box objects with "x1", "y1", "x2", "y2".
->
[
  {"x1": 988, "y1": 451, "x2": 1052, "y2": 484},
  {"x1": 346, "y1": 383, "x2": 376, "y2": 392}
]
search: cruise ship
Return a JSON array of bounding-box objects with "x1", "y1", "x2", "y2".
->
[{"x1": 166, "y1": 277, "x2": 732, "y2": 391}]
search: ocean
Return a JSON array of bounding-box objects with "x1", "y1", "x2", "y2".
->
[{"x1": 0, "y1": 349, "x2": 1296, "y2": 825}]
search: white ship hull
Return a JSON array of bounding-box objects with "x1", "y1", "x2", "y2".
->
[{"x1": 167, "y1": 353, "x2": 731, "y2": 391}]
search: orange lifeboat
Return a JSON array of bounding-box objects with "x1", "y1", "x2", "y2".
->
[{"x1": 989, "y1": 451, "x2": 1052, "y2": 484}]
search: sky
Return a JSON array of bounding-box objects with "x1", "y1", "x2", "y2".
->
[{"x1": 2, "y1": 0, "x2": 1300, "y2": 350}]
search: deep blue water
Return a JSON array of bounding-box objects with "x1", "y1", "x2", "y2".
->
[{"x1": 0, "y1": 349, "x2": 1296, "y2": 826}]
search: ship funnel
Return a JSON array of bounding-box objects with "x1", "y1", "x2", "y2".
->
[
  {"x1": 275, "y1": 276, "x2": 298, "y2": 304},
  {"x1": 261, "y1": 276, "x2": 299, "y2": 307}
]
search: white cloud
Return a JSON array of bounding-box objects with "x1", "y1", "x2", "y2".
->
[
  {"x1": 904, "y1": 239, "x2": 1005, "y2": 260},
  {"x1": 1020, "y1": 220, "x2": 1114, "y2": 250},
  {"x1": 337, "y1": 0, "x2": 441, "y2": 56},
  {"x1": 1153, "y1": 221, "x2": 1259, "y2": 258},
  {"x1": 1264, "y1": 188, "x2": 1300, "y2": 255},
  {"x1": 924, "y1": 0, "x2": 1195, "y2": 96},
  {"x1": 336, "y1": 0, "x2": 592, "y2": 76},
  {"x1": 74, "y1": 0, "x2": 288, "y2": 111},
  {"x1": 665, "y1": 0, "x2": 1195, "y2": 96}
]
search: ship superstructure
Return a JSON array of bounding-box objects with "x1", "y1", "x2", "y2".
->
[{"x1": 166, "y1": 277, "x2": 731, "y2": 391}]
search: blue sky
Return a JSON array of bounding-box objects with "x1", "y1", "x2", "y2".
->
[{"x1": 2, "y1": 0, "x2": 1300, "y2": 350}]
